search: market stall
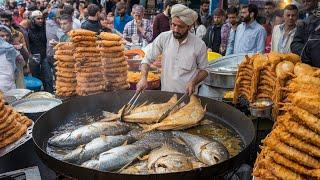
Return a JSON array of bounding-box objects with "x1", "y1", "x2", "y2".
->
[{"x1": 1, "y1": 27, "x2": 319, "y2": 179}]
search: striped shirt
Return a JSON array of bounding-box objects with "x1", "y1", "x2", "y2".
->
[{"x1": 123, "y1": 19, "x2": 153, "y2": 44}]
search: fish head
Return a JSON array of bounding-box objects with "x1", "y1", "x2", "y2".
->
[
  {"x1": 154, "y1": 155, "x2": 193, "y2": 173},
  {"x1": 199, "y1": 142, "x2": 229, "y2": 166}
]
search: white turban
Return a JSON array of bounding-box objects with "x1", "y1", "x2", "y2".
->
[{"x1": 171, "y1": 4, "x2": 198, "y2": 26}]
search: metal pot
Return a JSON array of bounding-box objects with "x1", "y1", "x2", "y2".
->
[
  {"x1": 249, "y1": 99, "x2": 273, "y2": 119},
  {"x1": 204, "y1": 54, "x2": 246, "y2": 89},
  {"x1": 32, "y1": 91, "x2": 255, "y2": 180}
]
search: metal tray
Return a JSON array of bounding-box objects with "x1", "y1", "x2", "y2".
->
[
  {"x1": 11, "y1": 98, "x2": 62, "y2": 114},
  {"x1": 207, "y1": 54, "x2": 246, "y2": 74},
  {"x1": 4, "y1": 89, "x2": 32, "y2": 100},
  {"x1": 0, "y1": 121, "x2": 34, "y2": 157}
]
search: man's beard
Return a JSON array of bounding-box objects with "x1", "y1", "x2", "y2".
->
[
  {"x1": 241, "y1": 16, "x2": 251, "y2": 23},
  {"x1": 173, "y1": 30, "x2": 188, "y2": 40}
]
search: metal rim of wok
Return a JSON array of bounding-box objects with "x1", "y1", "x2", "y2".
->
[{"x1": 32, "y1": 91, "x2": 255, "y2": 180}]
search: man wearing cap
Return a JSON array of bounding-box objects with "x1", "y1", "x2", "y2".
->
[
  {"x1": 28, "y1": 10, "x2": 54, "y2": 93},
  {"x1": 123, "y1": 5, "x2": 153, "y2": 44},
  {"x1": 136, "y1": 4, "x2": 209, "y2": 95}
]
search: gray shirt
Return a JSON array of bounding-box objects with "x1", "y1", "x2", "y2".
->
[{"x1": 142, "y1": 31, "x2": 209, "y2": 93}]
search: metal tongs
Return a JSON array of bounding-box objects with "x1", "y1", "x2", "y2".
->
[
  {"x1": 158, "y1": 93, "x2": 189, "y2": 122},
  {"x1": 119, "y1": 91, "x2": 142, "y2": 121}
]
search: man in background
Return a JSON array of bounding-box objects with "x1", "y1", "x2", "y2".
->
[
  {"x1": 153, "y1": 0, "x2": 177, "y2": 40},
  {"x1": 226, "y1": 4, "x2": 266, "y2": 55},
  {"x1": 220, "y1": 6, "x2": 238, "y2": 55},
  {"x1": 203, "y1": 8, "x2": 225, "y2": 53},
  {"x1": 81, "y1": 4, "x2": 102, "y2": 32},
  {"x1": 123, "y1": 5, "x2": 153, "y2": 44},
  {"x1": 59, "y1": 14, "x2": 73, "y2": 42},
  {"x1": 264, "y1": 1, "x2": 275, "y2": 25},
  {"x1": 198, "y1": 0, "x2": 211, "y2": 28},
  {"x1": 114, "y1": 1, "x2": 132, "y2": 33},
  {"x1": 61, "y1": 4, "x2": 81, "y2": 29},
  {"x1": 271, "y1": 4, "x2": 298, "y2": 53}
]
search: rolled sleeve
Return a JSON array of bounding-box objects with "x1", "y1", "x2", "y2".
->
[{"x1": 141, "y1": 34, "x2": 163, "y2": 65}]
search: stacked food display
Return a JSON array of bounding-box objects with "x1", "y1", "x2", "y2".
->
[
  {"x1": 98, "y1": 32, "x2": 129, "y2": 90},
  {"x1": 53, "y1": 42, "x2": 76, "y2": 97}
]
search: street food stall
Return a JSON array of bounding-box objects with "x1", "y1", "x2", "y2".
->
[{"x1": 0, "y1": 29, "x2": 320, "y2": 179}]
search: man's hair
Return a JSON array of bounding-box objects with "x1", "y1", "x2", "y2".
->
[
  {"x1": 213, "y1": 8, "x2": 225, "y2": 16},
  {"x1": 60, "y1": 14, "x2": 72, "y2": 22},
  {"x1": 227, "y1": 6, "x2": 238, "y2": 15},
  {"x1": 0, "y1": 10, "x2": 12, "y2": 21},
  {"x1": 116, "y1": 1, "x2": 126, "y2": 10},
  {"x1": 265, "y1": 1, "x2": 275, "y2": 7},
  {"x1": 61, "y1": 4, "x2": 74, "y2": 16},
  {"x1": 87, "y1": 4, "x2": 100, "y2": 17},
  {"x1": 242, "y1": 4, "x2": 259, "y2": 19},
  {"x1": 164, "y1": 0, "x2": 177, "y2": 8},
  {"x1": 274, "y1": 9, "x2": 284, "y2": 17},
  {"x1": 200, "y1": 0, "x2": 210, "y2": 5},
  {"x1": 284, "y1": 4, "x2": 298, "y2": 11}
]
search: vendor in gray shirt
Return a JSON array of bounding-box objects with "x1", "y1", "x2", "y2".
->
[{"x1": 137, "y1": 4, "x2": 209, "y2": 95}]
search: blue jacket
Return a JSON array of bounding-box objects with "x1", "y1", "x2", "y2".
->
[{"x1": 114, "y1": 14, "x2": 133, "y2": 33}]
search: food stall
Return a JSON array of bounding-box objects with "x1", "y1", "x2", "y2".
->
[{"x1": 0, "y1": 28, "x2": 319, "y2": 179}]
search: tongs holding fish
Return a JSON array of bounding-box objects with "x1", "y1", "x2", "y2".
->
[
  {"x1": 158, "y1": 93, "x2": 189, "y2": 122},
  {"x1": 119, "y1": 91, "x2": 142, "y2": 121}
]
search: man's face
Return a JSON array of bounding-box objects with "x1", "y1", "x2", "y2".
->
[
  {"x1": 284, "y1": 9, "x2": 298, "y2": 27},
  {"x1": 213, "y1": 15, "x2": 223, "y2": 25},
  {"x1": 274, "y1": 16, "x2": 284, "y2": 26},
  {"x1": 0, "y1": 31, "x2": 10, "y2": 42},
  {"x1": 134, "y1": 12, "x2": 143, "y2": 21},
  {"x1": 34, "y1": 16, "x2": 44, "y2": 26},
  {"x1": 264, "y1": 5, "x2": 274, "y2": 17},
  {"x1": 36, "y1": 0, "x2": 44, "y2": 9},
  {"x1": 100, "y1": 17, "x2": 108, "y2": 28},
  {"x1": 118, "y1": 7, "x2": 126, "y2": 15},
  {"x1": 60, "y1": 19, "x2": 72, "y2": 33},
  {"x1": 171, "y1": 17, "x2": 189, "y2": 40},
  {"x1": 228, "y1": 13, "x2": 237, "y2": 25},
  {"x1": 0, "y1": 17, "x2": 11, "y2": 27},
  {"x1": 201, "y1": 3, "x2": 210, "y2": 13},
  {"x1": 302, "y1": 0, "x2": 317, "y2": 11},
  {"x1": 240, "y1": 7, "x2": 251, "y2": 23},
  {"x1": 106, "y1": 17, "x2": 114, "y2": 29}
]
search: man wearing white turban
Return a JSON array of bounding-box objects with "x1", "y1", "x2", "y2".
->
[{"x1": 137, "y1": 4, "x2": 209, "y2": 95}]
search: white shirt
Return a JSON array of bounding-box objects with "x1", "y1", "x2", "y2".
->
[
  {"x1": 271, "y1": 24, "x2": 296, "y2": 53},
  {"x1": 142, "y1": 31, "x2": 209, "y2": 93}
]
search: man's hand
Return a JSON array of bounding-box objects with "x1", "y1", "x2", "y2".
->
[
  {"x1": 136, "y1": 77, "x2": 148, "y2": 92},
  {"x1": 186, "y1": 81, "x2": 196, "y2": 96}
]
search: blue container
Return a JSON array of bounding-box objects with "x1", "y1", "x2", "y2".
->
[{"x1": 24, "y1": 76, "x2": 42, "y2": 91}]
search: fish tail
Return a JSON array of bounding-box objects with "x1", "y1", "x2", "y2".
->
[{"x1": 141, "y1": 124, "x2": 157, "y2": 133}]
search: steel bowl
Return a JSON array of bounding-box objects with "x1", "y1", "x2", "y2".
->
[{"x1": 249, "y1": 99, "x2": 273, "y2": 118}]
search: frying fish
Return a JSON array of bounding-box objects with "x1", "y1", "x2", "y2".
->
[
  {"x1": 172, "y1": 131, "x2": 229, "y2": 166},
  {"x1": 147, "y1": 144, "x2": 193, "y2": 173},
  {"x1": 48, "y1": 121, "x2": 134, "y2": 147},
  {"x1": 102, "y1": 95, "x2": 178, "y2": 124},
  {"x1": 123, "y1": 95, "x2": 177, "y2": 124},
  {"x1": 61, "y1": 135, "x2": 135, "y2": 164},
  {"x1": 98, "y1": 144, "x2": 150, "y2": 171},
  {"x1": 121, "y1": 161, "x2": 149, "y2": 174},
  {"x1": 143, "y1": 95, "x2": 206, "y2": 131}
]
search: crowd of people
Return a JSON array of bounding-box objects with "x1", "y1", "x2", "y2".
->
[{"x1": 0, "y1": 0, "x2": 319, "y2": 94}]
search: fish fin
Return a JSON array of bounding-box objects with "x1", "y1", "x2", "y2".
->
[
  {"x1": 137, "y1": 154, "x2": 149, "y2": 161},
  {"x1": 116, "y1": 159, "x2": 135, "y2": 173},
  {"x1": 200, "y1": 119, "x2": 212, "y2": 125},
  {"x1": 172, "y1": 137, "x2": 186, "y2": 145},
  {"x1": 141, "y1": 124, "x2": 157, "y2": 133},
  {"x1": 203, "y1": 104, "x2": 207, "y2": 112},
  {"x1": 122, "y1": 140, "x2": 128, "y2": 146}
]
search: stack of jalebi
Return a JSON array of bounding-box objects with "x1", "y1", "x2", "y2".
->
[
  {"x1": 0, "y1": 92, "x2": 33, "y2": 148},
  {"x1": 98, "y1": 32, "x2": 129, "y2": 91},
  {"x1": 69, "y1": 29, "x2": 106, "y2": 96},
  {"x1": 53, "y1": 42, "x2": 76, "y2": 97}
]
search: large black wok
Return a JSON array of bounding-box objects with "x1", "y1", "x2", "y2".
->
[{"x1": 32, "y1": 91, "x2": 255, "y2": 180}]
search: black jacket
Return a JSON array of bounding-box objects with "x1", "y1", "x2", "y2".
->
[
  {"x1": 28, "y1": 23, "x2": 47, "y2": 59},
  {"x1": 291, "y1": 15, "x2": 320, "y2": 67},
  {"x1": 202, "y1": 25, "x2": 222, "y2": 53},
  {"x1": 81, "y1": 19, "x2": 102, "y2": 33}
]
